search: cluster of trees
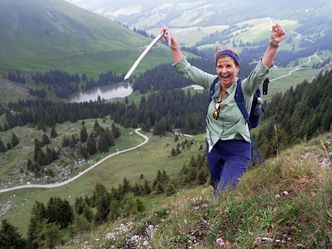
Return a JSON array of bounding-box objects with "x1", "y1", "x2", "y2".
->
[
  {"x1": 26, "y1": 121, "x2": 121, "y2": 177},
  {"x1": 3, "y1": 69, "x2": 123, "y2": 99},
  {"x1": 0, "y1": 181, "x2": 146, "y2": 249},
  {"x1": 28, "y1": 88, "x2": 47, "y2": 99},
  {"x1": 27, "y1": 133, "x2": 59, "y2": 175},
  {"x1": 118, "y1": 90, "x2": 207, "y2": 134},
  {"x1": 31, "y1": 70, "x2": 80, "y2": 98},
  {"x1": 3, "y1": 86, "x2": 208, "y2": 135},
  {"x1": 97, "y1": 71, "x2": 123, "y2": 87},
  {"x1": 170, "y1": 137, "x2": 195, "y2": 157},
  {"x1": 178, "y1": 152, "x2": 209, "y2": 187},
  {"x1": 132, "y1": 58, "x2": 214, "y2": 94},
  {"x1": 0, "y1": 220, "x2": 26, "y2": 249},
  {"x1": 0, "y1": 133, "x2": 19, "y2": 153},
  {"x1": 132, "y1": 27, "x2": 150, "y2": 38},
  {"x1": 30, "y1": 69, "x2": 123, "y2": 98},
  {"x1": 5, "y1": 70, "x2": 26, "y2": 84},
  {"x1": 74, "y1": 120, "x2": 120, "y2": 157},
  {"x1": 256, "y1": 70, "x2": 332, "y2": 158}
]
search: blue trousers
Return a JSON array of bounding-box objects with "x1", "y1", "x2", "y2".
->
[{"x1": 206, "y1": 139, "x2": 251, "y2": 195}]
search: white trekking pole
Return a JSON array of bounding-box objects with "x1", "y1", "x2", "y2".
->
[{"x1": 124, "y1": 30, "x2": 170, "y2": 81}]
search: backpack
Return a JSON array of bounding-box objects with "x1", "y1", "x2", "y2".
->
[{"x1": 209, "y1": 77, "x2": 270, "y2": 164}]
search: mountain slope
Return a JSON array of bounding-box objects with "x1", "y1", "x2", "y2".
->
[
  {"x1": 65, "y1": 0, "x2": 332, "y2": 29},
  {"x1": 0, "y1": 0, "x2": 171, "y2": 76}
]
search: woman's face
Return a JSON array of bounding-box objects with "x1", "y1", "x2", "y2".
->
[{"x1": 216, "y1": 56, "x2": 240, "y2": 89}]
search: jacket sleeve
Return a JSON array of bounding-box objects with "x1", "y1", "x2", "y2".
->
[
  {"x1": 173, "y1": 57, "x2": 216, "y2": 89},
  {"x1": 242, "y1": 61, "x2": 270, "y2": 96}
]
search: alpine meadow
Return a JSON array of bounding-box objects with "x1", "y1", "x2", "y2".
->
[{"x1": 0, "y1": 0, "x2": 332, "y2": 248}]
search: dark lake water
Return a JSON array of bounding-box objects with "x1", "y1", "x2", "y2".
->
[{"x1": 69, "y1": 83, "x2": 133, "y2": 102}]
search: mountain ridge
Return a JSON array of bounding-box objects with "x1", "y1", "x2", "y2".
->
[
  {"x1": 0, "y1": 0, "x2": 171, "y2": 76},
  {"x1": 65, "y1": 0, "x2": 332, "y2": 29}
]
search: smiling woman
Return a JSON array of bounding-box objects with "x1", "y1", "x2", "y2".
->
[{"x1": 161, "y1": 24, "x2": 285, "y2": 195}]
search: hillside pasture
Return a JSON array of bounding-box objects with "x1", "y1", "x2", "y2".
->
[{"x1": 0, "y1": 128, "x2": 204, "y2": 235}]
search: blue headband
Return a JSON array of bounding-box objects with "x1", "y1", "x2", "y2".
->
[{"x1": 216, "y1": 50, "x2": 240, "y2": 66}]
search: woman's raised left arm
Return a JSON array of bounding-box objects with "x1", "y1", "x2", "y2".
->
[{"x1": 261, "y1": 24, "x2": 286, "y2": 68}]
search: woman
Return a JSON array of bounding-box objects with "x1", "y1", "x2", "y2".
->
[{"x1": 161, "y1": 24, "x2": 285, "y2": 195}]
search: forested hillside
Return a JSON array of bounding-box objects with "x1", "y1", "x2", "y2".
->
[{"x1": 257, "y1": 70, "x2": 332, "y2": 157}]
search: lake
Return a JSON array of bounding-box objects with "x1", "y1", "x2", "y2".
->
[{"x1": 69, "y1": 83, "x2": 133, "y2": 102}]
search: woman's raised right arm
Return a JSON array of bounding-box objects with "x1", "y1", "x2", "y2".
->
[
  {"x1": 161, "y1": 27, "x2": 184, "y2": 64},
  {"x1": 161, "y1": 28, "x2": 215, "y2": 89}
]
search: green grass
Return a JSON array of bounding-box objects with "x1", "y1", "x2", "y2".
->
[
  {"x1": 0, "y1": 79, "x2": 30, "y2": 104},
  {"x1": 55, "y1": 132, "x2": 332, "y2": 249},
  {"x1": 263, "y1": 67, "x2": 318, "y2": 101},
  {"x1": 0, "y1": 128, "x2": 204, "y2": 236},
  {"x1": 149, "y1": 25, "x2": 229, "y2": 47}
]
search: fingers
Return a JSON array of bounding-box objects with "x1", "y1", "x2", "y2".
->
[
  {"x1": 160, "y1": 27, "x2": 174, "y2": 47},
  {"x1": 160, "y1": 27, "x2": 169, "y2": 42},
  {"x1": 272, "y1": 24, "x2": 285, "y2": 37}
]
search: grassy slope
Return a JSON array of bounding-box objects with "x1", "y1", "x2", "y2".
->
[
  {"x1": 0, "y1": 0, "x2": 172, "y2": 77},
  {"x1": 57, "y1": 132, "x2": 332, "y2": 249},
  {"x1": 0, "y1": 126, "x2": 205, "y2": 236},
  {"x1": 0, "y1": 78, "x2": 30, "y2": 104}
]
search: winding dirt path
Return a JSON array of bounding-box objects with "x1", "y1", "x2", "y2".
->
[
  {"x1": 0, "y1": 128, "x2": 149, "y2": 194},
  {"x1": 270, "y1": 52, "x2": 322, "y2": 82}
]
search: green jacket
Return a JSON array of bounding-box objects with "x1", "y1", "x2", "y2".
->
[{"x1": 173, "y1": 57, "x2": 270, "y2": 152}]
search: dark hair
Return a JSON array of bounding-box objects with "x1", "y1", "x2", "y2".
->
[{"x1": 215, "y1": 49, "x2": 240, "y2": 66}]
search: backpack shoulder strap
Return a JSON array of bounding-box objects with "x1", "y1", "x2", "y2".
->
[
  {"x1": 234, "y1": 78, "x2": 250, "y2": 123},
  {"x1": 209, "y1": 77, "x2": 220, "y2": 101}
]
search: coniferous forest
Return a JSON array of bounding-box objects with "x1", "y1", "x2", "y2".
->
[{"x1": 2, "y1": 69, "x2": 332, "y2": 158}]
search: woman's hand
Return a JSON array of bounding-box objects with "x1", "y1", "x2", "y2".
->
[
  {"x1": 270, "y1": 24, "x2": 286, "y2": 46},
  {"x1": 160, "y1": 27, "x2": 178, "y2": 50}
]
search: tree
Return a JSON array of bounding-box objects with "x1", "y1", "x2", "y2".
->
[
  {"x1": 93, "y1": 120, "x2": 103, "y2": 135},
  {"x1": 78, "y1": 144, "x2": 88, "y2": 159},
  {"x1": 80, "y1": 125, "x2": 88, "y2": 143},
  {"x1": 98, "y1": 132, "x2": 109, "y2": 152},
  {"x1": 105, "y1": 128, "x2": 115, "y2": 146},
  {"x1": 61, "y1": 136, "x2": 70, "y2": 147},
  {"x1": 37, "y1": 149, "x2": 48, "y2": 166},
  {"x1": 120, "y1": 193, "x2": 145, "y2": 217},
  {"x1": 6, "y1": 142, "x2": 12, "y2": 151},
  {"x1": 0, "y1": 219, "x2": 26, "y2": 249},
  {"x1": 37, "y1": 222, "x2": 62, "y2": 249},
  {"x1": 120, "y1": 178, "x2": 132, "y2": 196},
  {"x1": 143, "y1": 180, "x2": 151, "y2": 195},
  {"x1": 165, "y1": 183, "x2": 176, "y2": 196},
  {"x1": 69, "y1": 135, "x2": 77, "y2": 148},
  {"x1": 42, "y1": 133, "x2": 50, "y2": 146},
  {"x1": 74, "y1": 197, "x2": 87, "y2": 215},
  {"x1": 47, "y1": 197, "x2": 74, "y2": 229},
  {"x1": 87, "y1": 133, "x2": 97, "y2": 155},
  {"x1": 26, "y1": 217, "x2": 39, "y2": 249},
  {"x1": 31, "y1": 201, "x2": 47, "y2": 223},
  {"x1": 153, "y1": 118, "x2": 167, "y2": 135},
  {"x1": 11, "y1": 133, "x2": 20, "y2": 147},
  {"x1": 93, "y1": 184, "x2": 111, "y2": 225},
  {"x1": 50, "y1": 126, "x2": 57, "y2": 138},
  {"x1": 27, "y1": 201, "x2": 47, "y2": 249},
  {"x1": 112, "y1": 123, "x2": 121, "y2": 139},
  {"x1": 0, "y1": 139, "x2": 6, "y2": 153}
]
